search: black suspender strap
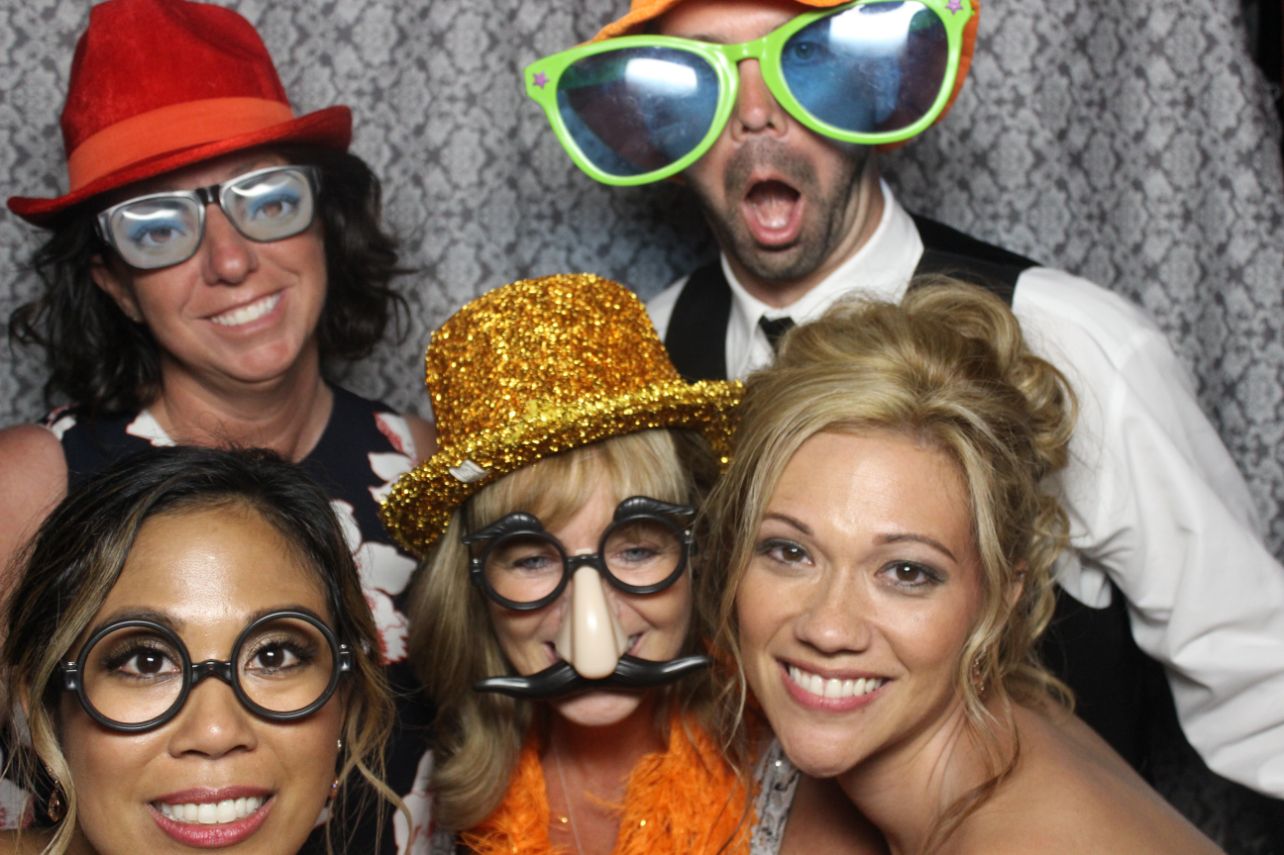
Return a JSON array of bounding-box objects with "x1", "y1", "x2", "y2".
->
[
  {"x1": 909, "y1": 213, "x2": 1038, "y2": 303},
  {"x1": 662, "y1": 214, "x2": 1040, "y2": 381},
  {"x1": 664, "y1": 261, "x2": 732, "y2": 381}
]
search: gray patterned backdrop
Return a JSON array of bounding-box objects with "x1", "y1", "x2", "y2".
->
[{"x1": 2, "y1": 0, "x2": 1283, "y2": 850}]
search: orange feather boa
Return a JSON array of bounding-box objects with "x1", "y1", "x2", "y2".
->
[{"x1": 460, "y1": 713, "x2": 751, "y2": 854}]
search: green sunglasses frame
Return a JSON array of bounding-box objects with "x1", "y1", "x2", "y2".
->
[{"x1": 525, "y1": 0, "x2": 974, "y2": 186}]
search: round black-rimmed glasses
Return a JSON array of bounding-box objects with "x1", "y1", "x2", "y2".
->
[
  {"x1": 61, "y1": 609, "x2": 352, "y2": 733},
  {"x1": 463, "y1": 496, "x2": 695, "y2": 611}
]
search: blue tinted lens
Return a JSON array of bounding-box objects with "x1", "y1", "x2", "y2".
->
[
  {"x1": 782, "y1": 1, "x2": 948, "y2": 134},
  {"x1": 557, "y1": 47, "x2": 720, "y2": 177}
]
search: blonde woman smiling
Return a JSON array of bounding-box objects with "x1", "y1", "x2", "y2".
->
[{"x1": 704, "y1": 283, "x2": 1221, "y2": 853}]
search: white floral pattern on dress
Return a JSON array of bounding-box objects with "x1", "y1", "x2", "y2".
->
[
  {"x1": 393, "y1": 749, "x2": 441, "y2": 855},
  {"x1": 331, "y1": 498, "x2": 417, "y2": 664},
  {"x1": 0, "y1": 746, "x2": 30, "y2": 831},
  {"x1": 374, "y1": 411, "x2": 413, "y2": 458},
  {"x1": 125, "y1": 409, "x2": 174, "y2": 446},
  {"x1": 42, "y1": 406, "x2": 76, "y2": 441},
  {"x1": 370, "y1": 412, "x2": 416, "y2": 506}
]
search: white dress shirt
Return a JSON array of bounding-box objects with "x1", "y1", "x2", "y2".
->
[{"x1": 647, "y1": 182, "x2": 1284, "y2": 798}]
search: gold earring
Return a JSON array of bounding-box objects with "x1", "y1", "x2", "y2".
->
[
  {"x1": 42, "y1": 765, "x2": 65, "y2": 823},
  {"x1": 970, "y1": 655, "x2": 987, "y2": 696},
  {"x1": 328, "y1": 777, "x2": 340, "y2": 801},
  {"x1": 46, "y1": 786, "x2": 65, "y2": 823}
]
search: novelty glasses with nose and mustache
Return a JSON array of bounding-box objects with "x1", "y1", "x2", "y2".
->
[
  {"x1": 61, "y1": 610, "x2": 352, "y2": 733},
  {"x1": 463, "y1": 496, "x2": 712, "y2": 699},
  {"x1": 526, "y1": 0, "x2": 974, "y2": 186},
  {"x1": 95, "y1": 165, "x2": 320, "y2": 271}
]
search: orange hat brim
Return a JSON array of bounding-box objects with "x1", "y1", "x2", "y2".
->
[
  {"x1": 591, "y1": 0, "x2": 852, "y2": 41},
  {"x1": 8, "y1": 105, "x2": 351, "y2": 227}
]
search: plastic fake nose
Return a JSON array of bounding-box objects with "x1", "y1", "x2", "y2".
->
[{"x1": 553, "y1": 564, "x2": 629, "y2": 679}]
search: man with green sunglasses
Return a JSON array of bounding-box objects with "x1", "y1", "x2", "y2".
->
[{"x1": 528, "y1": 0, "x2": 1284, "y2": 820}]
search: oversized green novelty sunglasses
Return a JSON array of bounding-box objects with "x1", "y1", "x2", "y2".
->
[{"x1": 526, "y1": 0, "x2": 974, "y2": 186}]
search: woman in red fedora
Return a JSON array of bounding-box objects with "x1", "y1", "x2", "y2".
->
[{"x1": 0, "y1": 0, "x2": 433, "y2": 851}]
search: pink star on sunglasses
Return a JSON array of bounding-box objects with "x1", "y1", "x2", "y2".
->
[
  {"x1": 947, "y1": 0, "x2": 963, "y2": 11},
  {"x1": 533, "y1": 71, "x2": 548, "y2": 89}
]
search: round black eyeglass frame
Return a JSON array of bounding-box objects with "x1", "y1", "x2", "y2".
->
[
  {"x1": 463, "y1": 495, "x2": 695, "y2": 612},
  {"x1": 61, "y1": 609, "x2": 352, "y2": 733}
]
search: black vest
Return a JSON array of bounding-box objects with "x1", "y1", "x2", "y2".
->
[{"x1": 662, "y1": 214, "x2": 1160, "y2": 773}]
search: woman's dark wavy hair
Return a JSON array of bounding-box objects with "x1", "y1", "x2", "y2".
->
[
  {"x1": 8, "y1": 146, "x2": 408, "y2": 416},
  {"x1": 1, "y1": 445, "x2": 398, "y2": 854}
]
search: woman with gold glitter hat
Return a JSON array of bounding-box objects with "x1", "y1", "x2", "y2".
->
[{"x1": 382, "y1": 272, "x2": 752, "y2": 853}]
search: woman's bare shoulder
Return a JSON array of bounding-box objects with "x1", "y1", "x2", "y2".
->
[
  {"x1": 0, "y1": 423, "x2": 67, "y2": 583},
  {"x1": 950, "y1": 704, "x2": 1223, "y2": 854},
  {"x1": 0, "y1": 423, "x2": 65, "y2": 471}
]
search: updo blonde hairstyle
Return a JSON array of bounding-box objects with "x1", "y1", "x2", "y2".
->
[{"x1": 702, "y1": 279, "x2": 1076, "y2": 849}]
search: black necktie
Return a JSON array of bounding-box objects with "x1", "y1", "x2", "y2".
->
[{"x1": 758, "y1": 315, "x2": 795, "y2": 353}]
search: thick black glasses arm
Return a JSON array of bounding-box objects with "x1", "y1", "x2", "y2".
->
[{"x1": 61, "y1": 609, "x2": 350, "y2": 734}]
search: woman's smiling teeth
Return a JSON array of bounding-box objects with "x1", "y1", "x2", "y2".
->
[
  {"x1": 210, "y1": 292, "x2": 280, "y2": 327},
  {"x1": 787, "y1": 664, "x2": 885, "y2": 699},
  {"x1": 156, "y1": 796, "x2": 266, "y2": 824}
]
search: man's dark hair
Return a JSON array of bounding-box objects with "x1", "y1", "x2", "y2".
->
[{"x1": 8, "y1": 146, "x2": 408, "y2": 416}]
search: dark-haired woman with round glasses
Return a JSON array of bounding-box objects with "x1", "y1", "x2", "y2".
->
[{"x1": 0, "y1": 446, "x2": 399, "y2": 854}]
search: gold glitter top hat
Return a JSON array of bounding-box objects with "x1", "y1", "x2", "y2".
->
[{"x1": 380, "y1": 273, "x2": 743, "y2": 557}]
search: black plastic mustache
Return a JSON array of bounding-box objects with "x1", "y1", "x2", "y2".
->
[{"x1": 474, "y1": 653, "x2": 713, "y2": 699}]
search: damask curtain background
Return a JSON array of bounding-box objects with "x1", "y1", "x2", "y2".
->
[{"x1": 2, "y1": 0, "x2": 1282, "y2": 849}]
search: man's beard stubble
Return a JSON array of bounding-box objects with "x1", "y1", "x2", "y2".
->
[{"x1": 693, "y1": 139, "x2": 870, "y2": 288}]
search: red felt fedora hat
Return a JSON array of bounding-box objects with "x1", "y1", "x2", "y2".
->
[{"x1": 7, "y1": 0, "x2": 352, "y2": 227}]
